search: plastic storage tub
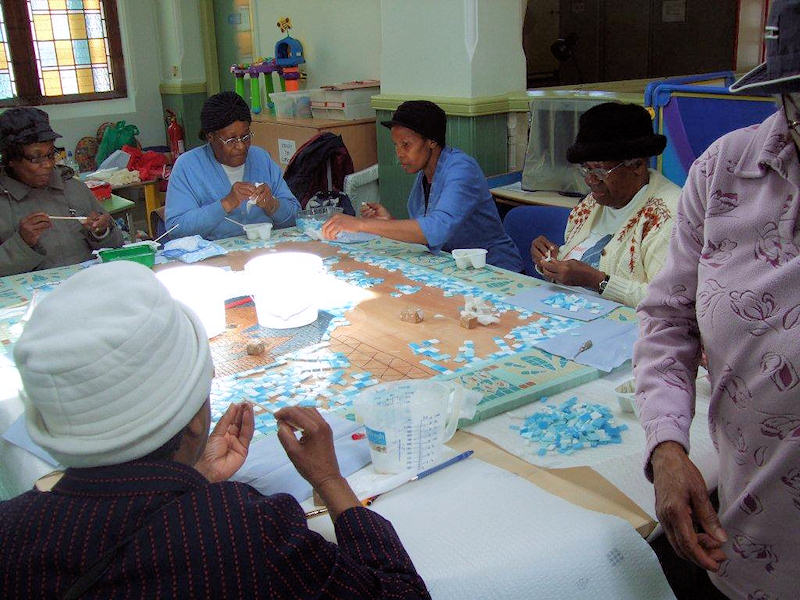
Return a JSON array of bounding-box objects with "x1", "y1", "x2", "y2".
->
[
  {"x1": 97, "y1": 242, "x2": 157, "y2": 268},
  {"x1": 310, "y1": 85, "x2": 378, "y2": 120},
  {"x1": 269, "y1": 89, "x2": 319, "y2": 119},
  {"x1": 296, "y1": 206, "x2": 343, "y2": 238}
]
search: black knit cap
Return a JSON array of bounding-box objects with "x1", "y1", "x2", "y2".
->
[
  {"x1": 381, "y1": 100, "x2": 446, "y2": 148},
  {"x1": 566, "y1": 102, "x2": 666, "y2": 164},
  {"x1": 200, "y1": 91, "x2": 251, "y2": 139}
]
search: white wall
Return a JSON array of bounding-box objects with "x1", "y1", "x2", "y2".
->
[
  {"x1": 251, "y1": 0, "x2": 381, "y2": 88},
  {"x1": 381, "y1": 0, "x2": 526, "y2": 97},
  {"x1": 39, "y1": 0, "x2": 166, "y2": 153},
  {"x1": 157, "y1": 0, "x2": 207, "y2": 84}
]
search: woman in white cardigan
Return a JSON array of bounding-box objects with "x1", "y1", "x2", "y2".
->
[{"x1": 531, "y1": 103, "x2": 682, "y2": 308}]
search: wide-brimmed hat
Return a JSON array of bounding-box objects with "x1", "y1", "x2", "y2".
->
[
  {"x1": 730, "y1": 0, "x2": 800, "y2": 94},
  {"x1": 381, "y1": 100, "x2": 446, "y2": 148},
  {"x1": 0, "y1": 107, "x2": 61, "y2": 147},
  {"x1": 566, "y1": 102, "x2": 666, "y2": 164},
  {"x1": 14, "y1": 261, "x2": 213, "y2": 468}
]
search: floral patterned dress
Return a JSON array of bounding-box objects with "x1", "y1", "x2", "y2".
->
[{"x1": 634, "y1": 111, "x2": 800, "y2": 599}]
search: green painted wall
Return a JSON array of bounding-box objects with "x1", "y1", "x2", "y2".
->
[
  {"x1": 376, "y1": 109, "x2": 510, "y2": 218},
  {"x1": 160, "y1": 92, "x2": 208, "y2": 150}
]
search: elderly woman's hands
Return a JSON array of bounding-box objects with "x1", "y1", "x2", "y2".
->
[
  {"x1": 275, "y1": 406, "x2": 360, "y2": 521},
  {"x1": 531, "y1": 235, "x2": 559, "y2": 268},
  {"x1": 83, "y1": 211, "x2": 113, "y2": 237},
  {"x1": 18, "y1": 212, "x2": 52, "y2": 247},
  {"x1": 221, "y1": 182, "x2": 277, "y2": 215},
  {"x1": 539, "y1": 258, "x2": 607, "y2": 291}
]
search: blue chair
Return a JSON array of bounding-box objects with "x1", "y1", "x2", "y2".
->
[{"x1": 503, "y1": 205, "x2": 571, "y2": 278}]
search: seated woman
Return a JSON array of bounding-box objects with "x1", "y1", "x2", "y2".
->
[
  {"x1": 166, "y1": 92, "x2": 299, "y2": 239},
  {"x1": 530, "y1": 103, "x2": 681, "y2": 307},
  {"x1": 0, "y1": 107, "x2": 123, "y2": 276},
  {"x1": 322, "y1": 101, "x2": 522, "y2": 272}
]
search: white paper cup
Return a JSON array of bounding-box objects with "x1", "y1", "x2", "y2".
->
[
  {"x1": 257, "y1": 222, "x2": 272, "y2": 240},
  {"x1": 242, "y1": 223, "x2": 260, "y2": 240}
]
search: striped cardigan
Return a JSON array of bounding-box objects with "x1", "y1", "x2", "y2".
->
[{"x1": 0, "y1": 460, "x2": 430, "y2": 599}]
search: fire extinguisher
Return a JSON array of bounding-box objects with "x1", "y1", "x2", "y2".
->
[{"x1": 165, "y1": 110, "x2": 185, "y2": 158}]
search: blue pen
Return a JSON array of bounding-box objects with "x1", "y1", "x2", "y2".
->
[{"x1": 411, "y1": 450, "x2": 474, "y2": 481}]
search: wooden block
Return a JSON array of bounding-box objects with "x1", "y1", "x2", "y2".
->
[
  {"x1": 400, "y1": 307, "x2": 424, "y2": 323},
  {"x1": 460, "y1": 315, "x2": 478, "y2": 329}
]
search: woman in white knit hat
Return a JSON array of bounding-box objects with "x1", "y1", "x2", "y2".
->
[{"x1": 0, "y1": 261, "x2": 430, "y2": 599}]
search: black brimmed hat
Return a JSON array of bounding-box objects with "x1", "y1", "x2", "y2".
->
[
  {"x1": 381, "y1": 100, "x2": 446, "y2": 148},
  {"x1": 730, "y1": 0, "x2": 800, "y2": 94},
  {"x1": 0, "y1": 107, "x2": 61, "y2": 147},
  {"x1": 566, "y1": 102, "x2": 666, "y2": 164}
]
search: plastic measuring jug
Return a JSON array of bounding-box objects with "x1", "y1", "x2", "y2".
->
[
  {"x1": 353, "y1": 380, "x2": 464, "y2": 474},
  {"x1": 244, "y1": 252, "x2": 323, "y2": 329}
]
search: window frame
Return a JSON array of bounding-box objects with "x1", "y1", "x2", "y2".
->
[{"x1": 0, "y1": 0, "x2": 127, "y2": 107}]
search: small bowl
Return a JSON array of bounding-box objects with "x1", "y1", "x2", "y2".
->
[
  {"x1": 296, "y1": 206, "x2": 343, "y2": 237},
  {"x1": 452, "y1": 248, "x2": 487, "y2": 269},
  {"x1": 614, "y1": 379, "x2": 638, "y2": 416},
  {"x1": 243, "y1": 222, "x2": 272, "y2": 241}
]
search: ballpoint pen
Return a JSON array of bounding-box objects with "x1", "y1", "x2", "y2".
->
[{"x1": 305, "y1": 450, "x2": 475, "y2": 519}]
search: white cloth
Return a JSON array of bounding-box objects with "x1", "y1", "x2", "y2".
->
[{"x1": 13, "y1": 261, "x2": 213, "y2": 467}]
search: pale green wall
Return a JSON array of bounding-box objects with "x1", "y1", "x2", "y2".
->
[
  {"x1": 157, "y1": 0, "x2": 207, "y2": 85},
  {"x1": 38, "y1": 0, "x2": 166, "y2": 154},
  {"x1": 251, "y1": 0, "x2": 381, "y2": 88}
]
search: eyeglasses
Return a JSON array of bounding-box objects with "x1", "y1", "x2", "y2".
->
[
  {"x1": 214, "y1": 131, "x2": 253, "y2": 146},
  {"x1": 577, "y1": 161, "x2": 626, "y2": 181},
  {"x1": 22, "y1": 150, "x2": 58, "y2": 165}
]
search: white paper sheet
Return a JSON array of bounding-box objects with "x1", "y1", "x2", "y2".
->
[{"x1": 307, "y1": 458, "x2": 676, "y2": 600}]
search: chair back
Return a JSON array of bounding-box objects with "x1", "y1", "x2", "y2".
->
[{"x1": 502, "y1": 205, "x2": 571, "y2": 278}]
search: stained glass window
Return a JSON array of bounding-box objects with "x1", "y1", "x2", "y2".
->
[
  {"x1": 28, "y1": 0, "x2": 112, "y2": 96},
  {"x1": 0, "y1": 0, "x2": 125, "y2": 105},
  {"x1": 0, "y1": 4, "x2": 16, "y2": 100}
]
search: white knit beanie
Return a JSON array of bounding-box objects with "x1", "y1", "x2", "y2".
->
[{"x1": 13, "y1": 261, "x2": 214, "y2": 468}]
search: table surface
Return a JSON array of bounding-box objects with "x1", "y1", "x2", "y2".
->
[
  {"x1": 0, "y1": 229, "x2": 685, "y2": 598},
  {"x1": 491, "y1": 181, "x2": 582, "y2": 209}
]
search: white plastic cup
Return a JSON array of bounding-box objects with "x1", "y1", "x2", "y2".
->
[
  {"x1": 452, "y1": 248, "x2": 487, "y2": 269},
  {"x1": 242, "y1": 223, "x2": 260, "y2": 240},
  {"x1": 244, "y1": 252, "x2": 323, "y2": 329}
]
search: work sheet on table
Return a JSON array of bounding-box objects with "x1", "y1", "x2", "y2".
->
[
  {"x1": 464, "y1": 367, "x2": 719, "y2": 521},
  {"x1": 306, "y1": 456, "x2": 677, "y2": 600}
]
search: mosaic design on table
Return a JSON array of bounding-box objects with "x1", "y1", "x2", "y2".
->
[
  {"x1": 0, "y1": 263, "x2": 85, "y2": 309},
  {"x1": 542, "y1": 292, "x2": 603, "y2": 315},
  {"x1": 511, "y1": 396, "x2": 628, "y2": 456},
  {"x1": 451, "y1": 349, "x2": 592, "y2": 406},
  {"x1": 209, "y1": 304, "x2": 335, "y2": 378}
]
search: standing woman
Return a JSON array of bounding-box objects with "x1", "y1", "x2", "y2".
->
[
  {"x1": 166, "y1": 92, "x2": 299, "y2": 240},
  {"x1": 322, "y1": 100, "x2": 522, "y2": 272},
  {"x1": 0, "y1": 107, "x2": 122, "y2": 276},
  {"x1": 635, "y1": 1, "x2": 800, "y2": 597}
]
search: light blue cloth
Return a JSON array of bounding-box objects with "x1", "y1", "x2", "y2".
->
[
  {"x1": 407, "y1": 147, "x2": 522, "y2": 272},
  {"x1": 166, "y1": 144, "x2": 299, "y2": 240},
  {"x1": 534, "y1": 318, "x2": 638, "y2": 372},
  {"x1": 159, "y1": 235, "x2": 227, "y2": 263},
  {"x1": 505, "y1": 284, "x2": 620, "y2": 321}
]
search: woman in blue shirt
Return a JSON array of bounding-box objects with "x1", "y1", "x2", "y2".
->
[
  {"x1": 166, "y1": 92, "x2": 299, "y2": 240},
  {"x1": 322, "y1": 101, "x2": 522, "y2": 272}
]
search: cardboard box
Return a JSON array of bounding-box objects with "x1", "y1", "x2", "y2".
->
[{"x1": 250, "y1": 114, "x2": 378, "y2": 172}]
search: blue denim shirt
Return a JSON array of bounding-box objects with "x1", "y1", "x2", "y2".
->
[{"x1": 407, "y1": 147, "x2": 522, "y2": 272}]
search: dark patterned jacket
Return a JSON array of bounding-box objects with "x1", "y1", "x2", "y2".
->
[{"x1": 0, "y1": 460, "x2": 431, "y2": 599}]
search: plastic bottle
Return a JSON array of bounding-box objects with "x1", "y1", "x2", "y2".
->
[{"x1": 64, "y1": 151, "x2": 80, "y2": 173}]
